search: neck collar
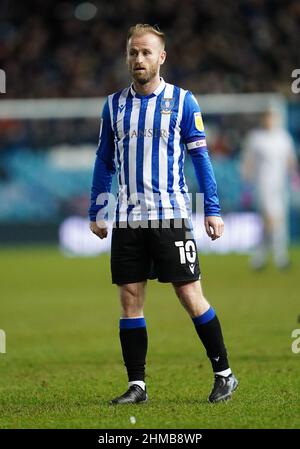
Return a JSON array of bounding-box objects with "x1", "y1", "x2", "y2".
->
[{"x1": 130, "y1": 77, "x2": 166, "y2": 99}]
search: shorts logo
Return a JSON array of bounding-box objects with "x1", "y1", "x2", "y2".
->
[
  {"x1": 194, "y1": 112, "x2": 204, "y2": 131},
  {"x1": 161, "y1": 98, "x2": 175, "y2": 114},
  {"x1": 175, "y1": 240, "x2": 197, "y2": 265}
]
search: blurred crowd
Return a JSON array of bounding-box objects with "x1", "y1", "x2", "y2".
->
[{"x1": 1, "y1": 0, "x2": 300, "y2": 98}]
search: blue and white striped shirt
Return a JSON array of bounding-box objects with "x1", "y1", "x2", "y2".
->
[{"x1": 89, "y1": 78, "x2": 221, "y2": 222}]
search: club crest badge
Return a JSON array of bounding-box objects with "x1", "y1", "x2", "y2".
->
[{"x1": 161, "y1": 97, "x2": 175, "y2": 114}]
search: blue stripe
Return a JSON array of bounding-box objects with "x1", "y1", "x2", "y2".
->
[
  {"x1": 178, "y1": 139, "x2": 192, "y2": 216},
  {"x1": 166, "y1": 86, "x2": 177, "y2": 195},
  {"x1": 123, "y1": 93, "x2": 133, "y2": 217},
  {"x1": 151, "y1": 96, "x2": 162, "y2": 194},
  {"x1": 178, "y1": 140, "x2": 186, "y2": 192},
  {"x1": 119, "y1": 317, "x2": 146, "y2": 329},
  {"x1": 151, "y1": 94, "x2": 164, "y2": 218},
  {"x1": 189, "y1": 147, "x2": 208, "y2": 155},
  {"x1": 136, "y1": 98, "x2": 148, "y2": 195},
  {"x1": 136, "y1": 98, "x2": 149, "y2": 220},
  {"x1": 112, "y1": 91, "x2": 122, "y2": 140},
  {"x1": 192, "y1": 307, "x2": 216, "y2": 326},
  {"x1": 186, "y1": 137, "x2": 206, "y2": 143},
  {"x1": 167, "y1": 86, "x2": 180, "y2": 215}
]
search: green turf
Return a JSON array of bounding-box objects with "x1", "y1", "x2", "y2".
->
[{"x1": 0, "y1": 246, "x2": 299, "y2": 429}]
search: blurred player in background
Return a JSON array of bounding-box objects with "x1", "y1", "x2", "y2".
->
[
  {"x1": 241, "y1": 111, "x2": 299, "y2": 270},
  {"x1": 89, "y1": 24, "x2": 238, "y2": 405}
]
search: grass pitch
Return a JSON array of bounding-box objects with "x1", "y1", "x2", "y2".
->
[{"x1": 0, "y1": 246, "x2": 299, "y2": 429}]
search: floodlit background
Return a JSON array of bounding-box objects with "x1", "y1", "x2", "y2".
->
[
  {"x1": 0, "y1": 0, "x2": 299, "y2": 429},
  {"x1": 1, "y1": 0, "x2": 300, "y2": 249}
]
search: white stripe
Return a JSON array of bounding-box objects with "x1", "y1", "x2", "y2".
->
[
  {"x1": 142, "y1": 97, "x2": 156, "y2": 218},
  {"x1": 98, "y1": 118, "x2": 103, "y2": 144},
  {"x1": 107, "y1": 95, "x2": 114, "y2": 130},
  {"x1": 159, "y1": 83, "x2": 174, "y2": 220},
  {"x1": 128, "y1": 97, "x2": 141, "y2": 219},
  {"x1": 111, "y1": 89, "x2": 129, "y2": 222}
]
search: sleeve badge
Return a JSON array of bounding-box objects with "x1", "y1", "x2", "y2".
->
[{"x1": 194, "y1": 112, "x2": 204, "y2": 131}]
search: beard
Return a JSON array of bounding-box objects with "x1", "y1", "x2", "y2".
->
[{"x1": 131, "y1": 64, "x2": 158, "y2": 85}]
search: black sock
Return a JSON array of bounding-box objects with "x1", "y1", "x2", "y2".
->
[
  {"x1": 119, "y1": 317, "x2": 148, "y2": 382},
  {"x1": 192, "y1": 307, "x2": 229, "y2": 373}
]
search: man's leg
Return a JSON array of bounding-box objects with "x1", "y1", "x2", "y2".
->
[
  {"x1": 119, "y1": 282, "x2": 148, "y2": 387},
  {"x1": 269, "y1": 208, "x2": 290, "y2": 269},
  {"x1": 110, "y1": 281, "x2": 149, "y2": 405},
  {"x1": 250, "y1": 213, "x2": 269, "y2": 270},
  {"x1": 173, "y1": 280, "x2": 238, "y2": 403}
]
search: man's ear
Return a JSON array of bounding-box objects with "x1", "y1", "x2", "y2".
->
[{"x1": 160, "y1": 50, "x2": 166, "y2": 65}]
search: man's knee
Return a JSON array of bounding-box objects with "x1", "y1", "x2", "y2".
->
[
  {"x1": 173, "y1": 280, "x2": 204, "y2": 302},
  {"x1": 120, "y1": 283, "x2": 140, "y2": 299},
  {"x1": 119, "y1": 282, "x2": 145, "y2": 317},
  {"x1": 173, "y1": 280, "x2": 209, "y2": 317}
]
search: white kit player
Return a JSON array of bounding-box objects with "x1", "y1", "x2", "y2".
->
[{"x1": 242, "y1": 111, "x2": 298, "y2": 269}]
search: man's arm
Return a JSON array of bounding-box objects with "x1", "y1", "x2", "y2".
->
[
  {"x1": 181, "y1": 91, "x2": 223, "y2": 240},
  {"x1": 285, "y1": 131, "x2": 299, "y2": 173},
  {"x1": 89, "y1": 99, "x2": 115, "y2": 239},
  {"x1": 240, "y1": 133, "x2": 256, "y2": 182}
]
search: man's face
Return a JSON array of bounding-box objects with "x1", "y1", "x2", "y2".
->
[
  {"x1": 262, "y1": 112, "x2": 277, "y2": 130},
  {"x1": 126, "y1": 32, "x2": 166, "y2": 85}
]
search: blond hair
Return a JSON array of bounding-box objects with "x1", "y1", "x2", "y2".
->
[{"x1": 127, "y1": 24, "x2": 165, "y2": 48}]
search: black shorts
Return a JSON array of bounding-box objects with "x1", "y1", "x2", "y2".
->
[{"x1": 111, "y1": 219, "x2": 201, "y2": 284}]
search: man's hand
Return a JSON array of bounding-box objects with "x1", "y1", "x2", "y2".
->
[
  {"x1": 90, "y1": 220, "x2": 108, "y2": 239},
  {"x1": 204, "y1": 216, "x2": 224, "y2": 241}
]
